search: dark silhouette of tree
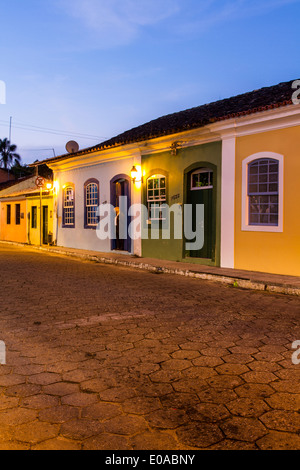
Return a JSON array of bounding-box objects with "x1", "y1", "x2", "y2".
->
[
  {"x1": 0, "y1": 138, "x2": 21, "y2": 169},
  {"x1": 10, "y1": 161, "x2": 34, "y2": 179}
]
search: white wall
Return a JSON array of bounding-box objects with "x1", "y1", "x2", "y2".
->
[{"x1": 53, "y1": 156, "x2": 142, "y2": 256}]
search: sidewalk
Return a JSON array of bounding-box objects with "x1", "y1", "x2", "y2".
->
[{"x1": 1, "y1": 241, "x2": 300, "y2": 296}]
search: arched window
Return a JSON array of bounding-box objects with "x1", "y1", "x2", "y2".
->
[
  {"x1": 248, "y1": 158, "x2": 279, "y2": 226},
  {"x1": 147, "y1": 174, "x2": 167, "y2": 220},
  {"x1": 84, "y1": 179, "x2": 99, "y2": 228},
  {"x1": 62, "y1": 185, "x2": 75, "y2": 227}
]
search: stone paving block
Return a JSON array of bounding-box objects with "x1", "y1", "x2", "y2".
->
[
  {"x1": 122, "y1": 397, "x2": 161, "y2": 415},
  {"x1": 13, "y1": 421, "x2": 60, "y2": 444},
  {"x1": 43, "y1": 382, "x2": 80, "y2": 397},
  {"x1": 39, "y1": 405, "x2": 79, "y2": 424},
  {"x1": 210, "y1": 439, "x2": 257, "y2": 450},
  {"x1": 0, "y1": 395, "x2": 19, "y2": 410},
  {"x1": 160, "y1": 359, "x2": 192, "y2": 371},
  {"x1": 0, "y1": 441, "x2": 30, "y2": 450},
  {"x1": 28, "y1": 373, "x2": 61, "y2": 386},
  {"x1": 82, "y1": 433, "x2": 129, "y2": 450},
  {"x1": 0, "y1": 375, "x2": 26, "y2": 387},
  {"x1": 187, "y1": 403, "x2": 230, "y2": 423},
  {"x1": 215, "y1": 363, "x2": 249, "y2": 375},
  {"x1": 176, "y1": 423, "x2": 223, "y2": 448},
  {"x1": 220, "y1": 417, "x2": 267, "y2": 442},
  {"x1": 206, "y1": 375, "x2": 244, "y2": 389},
  {"x1": 266, "y1": 393, "x2": 300, "y2": 412},
  {"x1": 103, "y1": 415, "x2": 148, "y2": 436},
  {"x1": 182, "y1": 367, "x2": 217, "y2": 380},
  {"x1": 192, "y1": 356, "x2": 224, "y2": 367},
  {"x1": 130, "y1": 431, "x2": 179, "y2": 450},
  {"x1": 248, "y1": 361, "x2": 281, "y2": 373},
  {"x1": 0, "y1": 408, "x2": 37, "y2": 427},
  {"x1": 146, "y1": 409, "x2": 189, "y2": 429},
  {"x1": 260, "y1": 410, "x2": 300, "y2": 433},
  {"x1": 226, "y1": 397, "x2": 270, "y2": 417},
  {"x1": 60, "y1": 418, "x2": 104, "y2": 440},
  {"x1": 61, "y1": 392, "x2": 98, "y2": 407},
  {"x1": 22, "y1": 394, "x2": 60, "y2": 410},
  {"x1": 32, "y1": 438, "x2": 82, "y2": 450},
  {"x1": 242, "y1": 371, "x2": 277, "y2": 384},
  {"x1": 235, "y1": 383, "x2": 275, "y2": 399},
  {"x1": 257, "y1": 431, "x2": 300, "y2": 450}
]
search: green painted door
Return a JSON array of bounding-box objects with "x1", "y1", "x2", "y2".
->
[{"x1": 187, "y1": 168, "x2": 214, "y2": 260}]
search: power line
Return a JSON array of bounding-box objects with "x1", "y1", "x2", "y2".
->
[
  {"x1": 20, "y1": 148, "x2": 56, "y2": 158},
  {"x1": 0, "y1": 120, "x2": 108, "y2": 141},
  {"x1": 13, "y1": 119, "x2": 107, "y2": 139}
]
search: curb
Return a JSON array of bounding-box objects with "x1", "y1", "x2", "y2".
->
[{"x1": 1, "y1": 241, "x2": 300, "y2": 297}]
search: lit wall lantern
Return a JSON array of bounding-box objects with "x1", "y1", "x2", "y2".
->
[{"x1": 131, "y1": 165, "x2": 142, "y2": 185}]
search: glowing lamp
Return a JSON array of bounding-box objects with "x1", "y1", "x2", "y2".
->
[{"x1": 131, "y1": 165, "x2": 138, "y2": 181}]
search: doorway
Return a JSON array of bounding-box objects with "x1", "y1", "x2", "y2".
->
[
  {"x1": 42, "y1": 206, "x2": 48, "y2": 245},
  {"x1": 186, "y1": 167, "x2": 215, "y2": 260},
  {"x1": 110, "y1": 175, "x2": 131, "y2": 252}
]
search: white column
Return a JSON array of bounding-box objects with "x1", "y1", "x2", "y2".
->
[
  {"x1": 221, "y1": 135, "x2": 236, "y2": 268},
  {"x1": 131, "y1": 153, "x2": 142, "y2": 257}
]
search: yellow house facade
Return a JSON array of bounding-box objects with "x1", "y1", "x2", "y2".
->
[
  {"x1": 26, "y1": 194, "x2": 54, "y2": 246},
  {"x1": 235, "y1": 124, "x2": 300, "y2": 276},
  {"x1": 0, "y1": 198, "x2": 27, "y2": 243},
  {"x1": 0, "y1": 176, "x2": 54, "y2": 246}
]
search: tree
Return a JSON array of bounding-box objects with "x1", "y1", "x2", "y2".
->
[
  {"x1": 10, "y1": 161, "x2": 34, "y2": 179},
  {"x1": 0, "y1": 138, "x2": 21, "y2": 169}
]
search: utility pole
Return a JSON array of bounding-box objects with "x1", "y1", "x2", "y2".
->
[{"x1": 9, "y1": 116, "x2": 12, "y2": 142}]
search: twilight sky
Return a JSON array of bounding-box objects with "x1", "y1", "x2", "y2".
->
[{"x1": 0, "y1": 0, "x2": 299, "y2": 164}]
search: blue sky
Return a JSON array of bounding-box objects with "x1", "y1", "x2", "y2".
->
[{"x1": 0, "y1": 0, "x2": 299, "y2": 164}]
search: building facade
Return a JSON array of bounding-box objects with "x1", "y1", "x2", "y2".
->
[
  {"x1": 0, "y1": 176, "x2": 54, "y2": 246},
  {"x1": 48, "y1": 150, "x2": 142, "y2": 256},
  {"x1": 34, "y1": 79, "x2": 300, "y2": 276}
]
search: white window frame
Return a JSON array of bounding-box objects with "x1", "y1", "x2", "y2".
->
[
  {"x1": 190, "y1": 168, "x2": 213, "y2": 191},
  {"x1": 63, "y1": 186, "x2": 75, "y2": 226},
  {"x1": 147, "y1": 174, "x2": 167, "y2": 221},
  {"x1": 86, "y1": 182, "x2": 99, "y2": 227},
  {"x1": 241, "y1": 152, "x2": 284, "y2": 232}
]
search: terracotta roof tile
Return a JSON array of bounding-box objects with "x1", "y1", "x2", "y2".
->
[{"x1": 34, "y1": 79, "x2": 298, "y2": 165}]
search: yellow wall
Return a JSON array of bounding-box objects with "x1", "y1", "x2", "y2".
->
[
  {"x1": 0, "y1": 199, "x2": 27, "y2": 243},
  {"x1": 235, "y1": 125, "x2": 300, "y2": 276},
  {"x1": 27, "y1": 195, "x2": 54, "y2": 246}
]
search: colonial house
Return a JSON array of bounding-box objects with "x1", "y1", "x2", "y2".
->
[
  {"x1": 0, "y1": 176, "x2": 54, "y2": 245},
  {"x1": 34, "y1": 79, "x2": 300, "y2": 276}
]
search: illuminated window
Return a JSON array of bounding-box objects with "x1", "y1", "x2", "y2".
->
[
  {"x1": 85, "y1": 180, "x2": 99, "y2": 228},
  {"x1": 147, "y1": 175, "x2": 167, "y2": 220},
  {"x1": 63, "y1": 185, "x2": 75, "y2": 227},
  {"x1": 191, "y1": 168, "x2": 213, "y2": 190}
]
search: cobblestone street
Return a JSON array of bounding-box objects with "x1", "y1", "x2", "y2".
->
[{"x1": 0, "y1": 244, "x2": 299, "y2": 450}]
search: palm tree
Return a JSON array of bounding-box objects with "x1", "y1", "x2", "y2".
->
[{"x1": 0, "y1": 138, "x2": 21, "y2": 169}]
